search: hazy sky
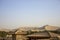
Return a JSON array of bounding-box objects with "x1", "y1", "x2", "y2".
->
[{"x1": 0, "y1": 0, "x2": 60, "y2": 29}]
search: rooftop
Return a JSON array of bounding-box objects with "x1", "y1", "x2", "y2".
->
[{"x1": 27, "y1": 31, "x2": 50, "y2": 38}]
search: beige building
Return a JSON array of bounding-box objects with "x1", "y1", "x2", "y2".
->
[
  {"x1": 7, "y1": 25, "x2": 60, "y2": 40},
  {"x1": 15, "y1": 30, "x2": 28, "y2": 40}
]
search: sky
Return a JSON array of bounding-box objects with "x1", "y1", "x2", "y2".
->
[{"x1": 0, "y1": 0, "x2": 60, "y2": 29}]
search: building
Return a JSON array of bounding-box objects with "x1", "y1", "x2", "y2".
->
[
  {"x1": 27, "y1": 31, "x2": 50, "y2": 40},
  {"x1": 7, "y1": 25, "x2": 60, "y2": 40}
]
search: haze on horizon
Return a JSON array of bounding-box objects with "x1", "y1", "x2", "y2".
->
[{"x1": 0, "y1": 0, "x2": 60, "y2": 29}]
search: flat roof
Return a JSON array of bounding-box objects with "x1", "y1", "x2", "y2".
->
[{"x1": 27, "y1": 32, "x2": 50, "y2": 38}]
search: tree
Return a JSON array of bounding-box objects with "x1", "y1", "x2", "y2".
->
[{"x1": 0, "y1": 31, "x2": 7, "y2": 40}]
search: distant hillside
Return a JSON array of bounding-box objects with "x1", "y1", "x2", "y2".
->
[
  {"x1": 17, "y1": 27, "x2": 42, "y2": 31},
  {"x1": 0, "y1": 27, "x2": 11, "y2": 32},
  {"x1": 44, "y1": 25, "x2": 60, "y2": 31}
]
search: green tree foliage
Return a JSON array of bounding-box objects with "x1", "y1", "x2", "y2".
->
[{"x1": 0, "y1": 31, "x2": 7, "y2": 37}]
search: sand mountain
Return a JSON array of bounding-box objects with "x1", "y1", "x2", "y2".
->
[{"x1": 44, "y1": 25, "x2": 60, "y2": 31}]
